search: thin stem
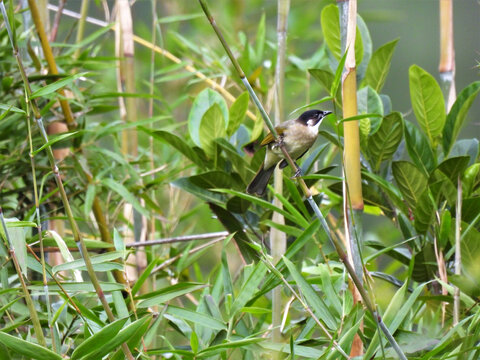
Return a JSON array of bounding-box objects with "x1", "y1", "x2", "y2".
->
[
  {"x1": 74, "y1": 0, "x2": 90, "y2": 59},
  {"x1": 453, "y1": 176, "x2": 462, "y2": 325}
]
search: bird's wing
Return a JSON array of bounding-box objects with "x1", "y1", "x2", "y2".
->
[
  {"x1": 260, "y1": 131, "x2": 276, "y2": 146},
  {"x1": 260, "y1": 123, "x2": 289, "y2": 146}
]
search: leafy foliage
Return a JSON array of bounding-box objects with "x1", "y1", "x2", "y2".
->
[{"x1": 0, "y1": 1, "x2": 479, "y2": 360}]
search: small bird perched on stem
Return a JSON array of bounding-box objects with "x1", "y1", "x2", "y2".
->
[{"x1": 246, "y1": 109, "x2": 331, "y2": 196}]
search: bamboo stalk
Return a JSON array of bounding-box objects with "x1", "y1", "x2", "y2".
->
[
  {"x1": 197, "y1": 1, "x2": 407, "y2": 358},
  {"x1": 27, "y1": 0, "x2": 75, "y2": 127},
  {"x1": 338, "y1": 0, "x2": 364, "y2": 356},
  {"x1": 271, "y1": 0, "x2": 290, "y2": 353},
  {"x1": 453, "y1": 176, "x2": 462, "y2": 325},
  {"x1": 74, "y1": 0, "x2": 90, "y2": 59},
  {"x1": 439, "y1": 0, "x2": 456, "y2": 111}
]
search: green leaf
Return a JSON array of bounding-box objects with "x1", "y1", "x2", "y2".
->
[
  {"x1": 83, "y1": 316, "x2": 152, "y2": 360},
  {"x1": 283, "y1": 257, "x2": 337, "y2": 330},
  {"x1": 5, "y1": 219, "x2": 27, "y2": 277},
  {"x1": 363, "y1": 39, "x2": 399, "y2": 92},
  {"x1": 199, "y1": 103, "x2": 226, "y2": 156},
  {"x1": 188, "y1": 88, "x2": 228, "y2": 147},
  {"x1": 404, "y1": 121, "x2": 436, "y2": 176},
  {"x1": 0, "y1": 104, "x2": 26, "y2": 114},
  {"x1": 0, "y1": 332, "x2": 62, "y2": 360},
  {"x1": 357, "y1": 86, "x2": 384, "y2": 134},
  {"x1": 255, "y1": 12, "x2": 266, "y2": 63},
  {"x1": 189, "y1": 170, "x2": 243, "y2": 191},
  {"x1": 32, "y1": 131, "x2": 78, "y2": 156},
  {"x1": 414, "y1": 189, "x2": 436, "y2": 234},
  {"x1": 145, "y1": 128, "x2": 205, "y2": 167},
  {"x1": 230, "y1": 262, "x2": 268, "y2": 317},
  {"x1": 166, "y1": 306, "x2": 226, "y2": 330},
  {"x1": 320, "y1": 4, "x2": 363, "y2": 63},
  {"x1": 392, "y1": 161, "x2": 428, "y2": 211},
  {"x1": 437, "y1": 156, "x2": 470, "y2": 183},
  {"x1": 172, "y1": 177, "x2": 225, "y2": 205},
  {"x1": 197, "y1": 338, "x2": 264, "y2": 358},
  {"x1": 84, "y1": 184, "x2": 96, "y2": 220},
  {"x1": 47, "y1": 230, "x2": 82, "y2": 282},
  {"x1": 409, "y1": 65, "x2": 446, "y2": 145},
  {"x1": 136, "y1": 283, "x2": 206, "y2": 308},
  {"x1": 30, "y1": 72, "x2": 89, "y2": 99},
  {"x1": 227, "y1": 92, "x2": 249, "y2": 136},
  {"x1": 364, "y1": 283, "x2": 425, "y2": 359},
  {"x1": 443, "y1": 81, "x2": 480, "y2": 155},
  {"x1": 71, "y1": 317, "x2": 129, "y2": 360},
  {"x1": 368, "y1": 112, "x2": 404, "y2": 171},
  {"x1": 157, "y1": 13, "x2": 203, "y2": 24},
  {"x1": 52, "y1": 251, "x2": 125, "y2": 273},
  {"x1": 101, "y1": 178, "x2": 149, "y2": 217}
]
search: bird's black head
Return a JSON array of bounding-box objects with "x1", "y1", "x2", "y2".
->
[{"x1": 297, "y1": 109, "x2": 332, "y2": 126}]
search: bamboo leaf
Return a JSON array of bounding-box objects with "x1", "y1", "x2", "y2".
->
[
  {"x1": 166, "y1": 306, "x2": 226, "y2": 330},
  {"x1": 136, "y1": 283, "x2": 206, "y2": 308},
  {"x1": 82, "y1": 316, "x2": 152, "y2": 360},
  {"x1": 52, "y1": 251, "x2": 125, "y2": 273},
  {"x1": 71, "y1": 317, "x2": 129, "y2": 360},
  {"x1": 283, "y1": 257, "x2": 337, "y2": 330},
  {"x1": 0, "y1": 332, "x2": 62, "y2": 360},
  {"x1": 47, "y1": 230, "x2": 83, "y2": 282},
  {"x1": 231, "y1": 262, "x2": 268, "y2": 317},
  {"x1": 443, "y1": 81, "x2": 480, "y2": 155},
  {"x1": 32, "y1": 132, "x2": 78, "y2": 155},
  {"x1": 197, "y1": 338, "x2": 264, "y2": 358},
  {"x1": 409, "y1": 65, "x2": 446, "y2": 144},
  {"x1": 363, "y1": 39, "x2": 399, "y2": 92},
  {"x1": 101, "y1": 178, "x2": 149, "y2": 217},
  {"x1": 30, "y1": 72, "x2": 89, "y2": 99}
]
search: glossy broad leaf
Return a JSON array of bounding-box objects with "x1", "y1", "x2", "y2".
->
[
  {"x1": 392, "y1": 161, "x2": 428, "y2": 211},
  {"x1": 368, "y1": 112, "x2": 403, "y2": 171},
  {"x1": 362, "y1": 39, "x2": 399, "y2": 92},
  {"x1": 409, "y1": 65, "x2": 446, "y2": 145},
  {"x1": 404, "y1": 121, "x2": 436, "y2": 176},
  {"x1": 443, "y1": 81, "x2": 480, "y2": 155},
  {"x1": 200, "y1": 103, "x2": 226, "y2": 156},
  {"x1": 227, "y1": 92, "x2": 249, "y2": 136},
  {"x1": 188, "y1": 88, "x2": 228, "y2": 147},
  {"x1": 357, "y1": 86, "x2": 383, "y2": 135}
]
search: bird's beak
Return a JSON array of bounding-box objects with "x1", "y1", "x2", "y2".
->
[{"x1": 321, "y1": 111, "x2": 332, "y2": 119}]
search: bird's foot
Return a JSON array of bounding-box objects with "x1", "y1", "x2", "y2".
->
[{"x1": 291, "y1": 166, "x2": 303, "y2": 179}]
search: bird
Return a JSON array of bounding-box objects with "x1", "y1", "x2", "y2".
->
[{"x1": 246, "y1": 109, "x2": 331, "y2": 196}]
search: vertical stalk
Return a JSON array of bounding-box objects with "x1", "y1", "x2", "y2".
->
[
  {"x1": 338, "y1": 0, "x2": 364, "y2": 355},
  {"x1": 27, "y1": 0, "x2": 75, "y2": 126},
  {"x1": 115, "y1": 0, "x2": 145, "y2": 284},
  {"x1": 439, "y1": 0, "x2": 456, "y2": 111},
  {"x1": 453, "y1": 176, "x2": 462, "y2": 325},
  {"x1": 74, "y1": 0, "x2": 90, "y2": 59},
  {"x1": 271, "y1": 0, "x2": 290, "y2": 353}
]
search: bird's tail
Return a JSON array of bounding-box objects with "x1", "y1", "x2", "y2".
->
[{"x1": 246, "y1": 163, "x2": 275, "y2": 196}]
